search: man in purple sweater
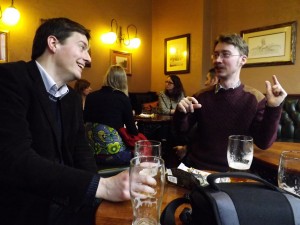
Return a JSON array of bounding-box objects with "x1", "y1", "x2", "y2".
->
[{"x1": 173, "y1": 33, "x2": 287, "y2": 172}]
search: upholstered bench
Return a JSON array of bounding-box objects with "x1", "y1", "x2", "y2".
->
[
  {"x1": 277, "y1": 96, "x2": 300, "y2": 143},
  {"x1": 129, "y1": 92, "x2": 158, "y2": 114}
]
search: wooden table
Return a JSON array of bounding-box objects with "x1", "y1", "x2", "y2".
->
[
  {"x1": 95, "y1": 183, "x2": 189, "y2": 225},
  {"x1": 252, "y1": 141, "x2": 300, "y2": 184},
  {"x1": 135, "y1": 114, "x2": 175, "y2": 166}
]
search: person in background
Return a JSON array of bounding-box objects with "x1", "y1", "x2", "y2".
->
[
  {"x1": 84, "y1": 65, "x2": 139, "y2": 166},
  {"x1": 158, "y1": 74, "x2": 185, "y2": 115},
  {"x1": 204, "y1": 68, "x2": 218, "y2": 87},
  {"x1": 174, "y1": 33, "x2": 287, "y2": 172},
  {"x1": 74, "y1": 78, "x2": 92, "y2": 109},
  {"x1": 0, "y1": 18, "x2": 155, "y2": 225}
]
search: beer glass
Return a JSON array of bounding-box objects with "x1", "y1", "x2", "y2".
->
[
  {"x1": 134, "y1": 140, "x2": 161, "y2": 157},
  {"x1": 227, "y1": 135, "x2": 253, "y2": 182},
  {"x1": 278, "y1": 151, "x2": 300, "y2": 197},
  {"x1": 130, "y1": 156, "x2": 165, "y2": 225}
]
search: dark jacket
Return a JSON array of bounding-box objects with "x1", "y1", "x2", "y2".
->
[
  {"x1": 0, "y1": 61, "x2": 97, "y2": 225},
  {"x1": 84, "y1": 86, "x2": 138, "y2": 135}
]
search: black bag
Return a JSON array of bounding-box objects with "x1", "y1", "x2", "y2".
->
[{"x1": 161, "y1": 172, "x2": 300, "y2": 225}]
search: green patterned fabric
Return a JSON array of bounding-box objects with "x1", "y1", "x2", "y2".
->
[{"x1": 85, "y1": 123, "x2": 132, "y2": 165}]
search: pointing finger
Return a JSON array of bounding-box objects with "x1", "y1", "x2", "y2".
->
[{"x1": 272, "y1": 75, "x2": 279, "y2": 85}]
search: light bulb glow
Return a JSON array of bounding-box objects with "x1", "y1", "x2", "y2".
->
[
  {"x1": 170, "y1": 47, "x2": 176, "y2": 54},
  {"x1": 127, "y1": 37, "x2": 141, "y2": 48},
  {"x1": 2, "y1": 7, "x2": 20, "y2": 25},
  {"x1": 101, "y1": 32, "x2": 117, "y2": 44}
]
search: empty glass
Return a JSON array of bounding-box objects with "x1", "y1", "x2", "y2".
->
[
  {"x1": 227, "y1": 135, "x2": 253, "y2": 182},
  {"x1": 134, "y1": 140, "x2": 161, "y2": 157},
  {"x1": 130, "y1": 156, "x2": 165, "y2": 225},
  {"x1": 278, "y1": 151, "x2": 300, "y2": 196}
]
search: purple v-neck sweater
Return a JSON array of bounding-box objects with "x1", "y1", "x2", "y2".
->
[{"x1": 173, "y1": 84, "x2": 282, "y2": 171}]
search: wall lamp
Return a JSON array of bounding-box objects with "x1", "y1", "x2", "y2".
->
[
  {"x1": 0, "y1": 0, "x2": 20, "y2": 26},
  {"x1": 101, "y1": 19, "x2": 141, "y2": 49}
]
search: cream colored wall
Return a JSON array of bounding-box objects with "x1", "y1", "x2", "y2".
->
[
  {"x1": 3, "y1": 0, "x2": 300, "y2": 95},
  {"x1": 151, "y1": 0, "x2": 205, "y2": 96},
  {"x1": 0, "y1": 0, "x2": 152, "y2": 92},
  {"x1": 210, "y1": 0, "x2": 300, "y2": 94}
]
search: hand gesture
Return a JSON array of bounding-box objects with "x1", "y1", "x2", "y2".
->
[
  {"x1": 177, "y1": 96, "x2": 202, "y2": 114},
  {"x1": 265, "y1": 75, "x2": 287, "y2": 107}
]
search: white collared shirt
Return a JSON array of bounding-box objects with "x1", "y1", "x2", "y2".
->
[
  {"x1": 35, "y1": 61, "x2": 69, "y2": 99},
  {"x1": 215, "y1": 80, "x2": 241, "y2": 94}
]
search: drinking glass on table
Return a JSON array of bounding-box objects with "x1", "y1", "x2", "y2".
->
[
  {"x1": 130, "y1": 156, "x2": 166, "y2": 225},
  {"x1": 278, "y1": 151, "x2": 300, "y2": 197},
  {"x1": 134, "y1": 140, "x2": 161, "y2": 157},
  {"x1": 227, "y1": 135, "x2": 254, "y2": 182}
]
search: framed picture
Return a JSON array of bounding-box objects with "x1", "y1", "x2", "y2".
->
[
  {"x1": 241, "y1": 21, "x2": 297, "y2": 67},
  {"x1": 0, "y1": 31, "x2": 8, "y2": 63},
  {"x1": 111, "y1": 50, "x2": 132, "y2": 75},
  {"x1": 164, "y1": 34, "x2": 190, "y2": 74}
]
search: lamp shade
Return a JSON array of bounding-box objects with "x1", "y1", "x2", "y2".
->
[
  {"x1": 128, "y1": 37, "x2": 141, "y2": 48},
  {"x1": 101, "y1": 31, "x2": 117, "y2": 44},
  {"x1": 2, "y1": 6, "x2": 20, "y2": 25}
]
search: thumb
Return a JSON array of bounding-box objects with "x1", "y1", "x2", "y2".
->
[{"x1": 265, "y1": 80, "x2": 272, "y2": 95}]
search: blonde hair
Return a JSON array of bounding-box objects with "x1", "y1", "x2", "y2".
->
[{"x1": 103, "y1": 65, "x2": 128, "y2": 95}]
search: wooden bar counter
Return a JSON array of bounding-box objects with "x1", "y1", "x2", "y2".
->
[
  {"x1": 95, "y1": 183, "x2": 189, "y2": 225},
  {"x1": 252, "y1": 141, "x2": 300, "y2": 184}
]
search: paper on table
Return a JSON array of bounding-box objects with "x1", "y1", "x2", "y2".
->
[
  {"x1": 177, "y1": 163, "x2": 230, "y2": 185},
  {"x1": 138, "y1": 113, "x2": 155, "y2": 118}
]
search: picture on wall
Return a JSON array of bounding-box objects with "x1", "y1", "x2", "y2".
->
[
  {"x1": 111, "y1": 50, "x2": 132, "y2": 75},
  {"x1": 241, "y1": 21, "x2": 297, "y2": 67},
  {"x1": 0, "y1": 31, "x2": 8, "y2": 63},
  {"x1": 164, "y1": 34, "x2": 190, "y2": 74}
]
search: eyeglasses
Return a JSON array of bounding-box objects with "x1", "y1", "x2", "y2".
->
[
  {"x1": 165, "y1": 81, "x2": 174, "y2": 85},
  {"x1": 211, "y1": 52, "x2": 241, "y2": 60}
]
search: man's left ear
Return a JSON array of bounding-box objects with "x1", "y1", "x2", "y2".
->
[{"x1": 240, "y1": 55, "x2": 247, "y2": 66}]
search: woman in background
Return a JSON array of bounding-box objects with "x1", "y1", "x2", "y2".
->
[
  {"x1": 74, "y1": 79, "x2": 92, "y2": 109},
  {"x1": 158, "y1": 75, "x2": 185, "y2": 115},
  {"x1": 84, "y1": 65, "x2": 138, "y2": 166}
]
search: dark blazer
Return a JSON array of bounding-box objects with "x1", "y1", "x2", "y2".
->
[{"x1": 0, "y1": 61, "x2": 98, "y2": 225}]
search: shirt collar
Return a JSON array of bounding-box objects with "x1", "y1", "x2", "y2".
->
[
  {"x1": 35, "y1": 61, "x2": 69, "y2": 98},
  {"x1": 215, "y1": 80, "x2": 241, "y2": 94}
]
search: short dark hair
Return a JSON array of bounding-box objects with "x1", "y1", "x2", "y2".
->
[
  {"x1": 214, "y1": 33, "x2": 248, "y2": 56},
  {"x1": 31, "y1": 17, "x2": 91, "y2": 60},
  {"x1": 74, "y1": 79, "x2": 90, "y2": 94},
  {"x1": 208, "y1": 68, "x2": 216, "y2": 79}
]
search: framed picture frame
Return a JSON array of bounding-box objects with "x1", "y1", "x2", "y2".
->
[
  {"x1": 164, "y1": 34, "x2": 190, "y2": 74},
  {"x1": 110, "y1": 50, "x2": 132, "y2": 75},
  {"x1": 0, "y1": 31, "x2": 8, "y2": 63},
  {"x1": 241, "y1": 21, "x2": 297, "y2": 67}
]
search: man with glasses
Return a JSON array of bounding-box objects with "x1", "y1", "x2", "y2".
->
[{"x1": 174, "y1": 33, "x2": 287, "y2": 172}]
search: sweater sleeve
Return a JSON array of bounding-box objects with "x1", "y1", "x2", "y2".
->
[
  {"x1": 158, "y1": 92, "x2": 171, "y2": 115},
  {"x1": 250, "y1": 99, "x2": 282, "y2": 149}
]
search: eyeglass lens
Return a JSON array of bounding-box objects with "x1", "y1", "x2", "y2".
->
[{"x1": 211, "y1": 51, "x2": 240, "y2": 59}]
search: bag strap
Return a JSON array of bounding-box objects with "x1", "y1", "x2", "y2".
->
[
  {"x1": 160, "y1": 195, "x2": 190, "y2": 225},
  {"x1": 283, "y1": 193, "x2": 300, "y2": 225},
  {"x1": 209, "y1": 191, "x2": 240, "y2": 225},
  {"x1": 207, "y1": 172, "x2": 282, "y2": 192}
]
